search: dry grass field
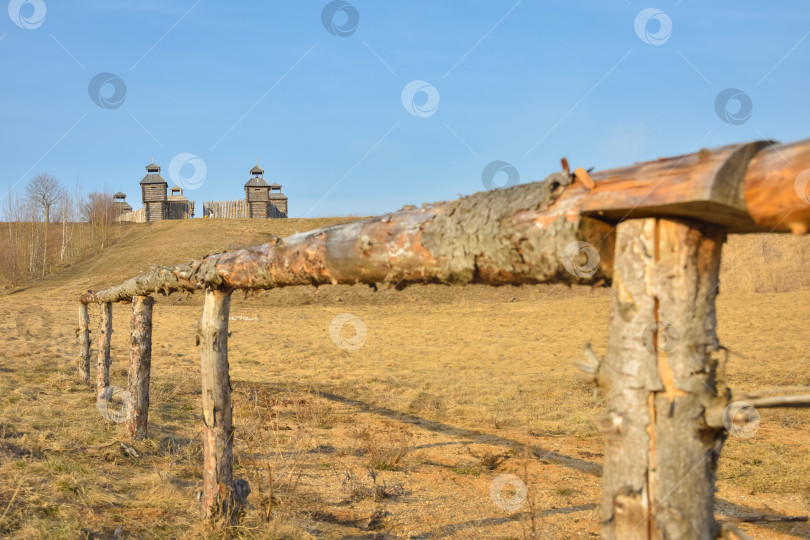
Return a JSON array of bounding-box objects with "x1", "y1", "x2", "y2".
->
[{"x1": 0, "y1": 218, "x2": 809, "y2": 539}]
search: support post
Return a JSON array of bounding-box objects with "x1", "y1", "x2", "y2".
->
[
  {"x1": 78, "y1": 303, "x2": 91, "y2": 383},
  {"x1": 199, "y1": 287, "x2": 249, "y2": 525},
  {"x1": 127, "y1": 296, "x2": 154, "y2": 440},
  {"x1": 96, "y1": 302, "x2": 113, "y2": 396},
  {"x1": 600, "y1": 218, "x2": 728, "y2": 539}
]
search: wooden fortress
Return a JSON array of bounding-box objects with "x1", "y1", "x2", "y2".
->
[
  {"x1": 117, "y1": 161, "x2": 288, "y2": 222},
  {"x1": 202, "y1": 163, "x2": 288, "y2": 219}
]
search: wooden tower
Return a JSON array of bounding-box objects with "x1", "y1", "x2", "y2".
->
[
  {"x1": 112, "y1": 192, "x2": 132, "y2": 216},
  {"x1": 140, "y1": 162, "x2": 167, "y2": 222},
  {"x1": 244, "y1": 164, "x2": 271, "y2": 218},
  {"x1": 167, "y1": 186, "x2": 195, "y2": 219},
  {"x1": 268, "y1": 182, "x2": 288, "y2": 216}
]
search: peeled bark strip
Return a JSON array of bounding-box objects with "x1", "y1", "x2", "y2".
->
[
  {"x1": 127, "y1": 296, "x2": 154, "y2": 440},
  {"x1": 600, "y1": 218, "x2": 727, "y2": 540},
  {"x1": 199, "y1": 288, "x2": 249, "y2": 524},
  {"x1": 96, "y1": 302, "x2": 113, "y2": 396},
  {"x1": 78, "y1": 303, "x2": 91, "y2": 382}
]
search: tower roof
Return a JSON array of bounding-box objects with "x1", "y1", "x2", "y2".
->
[
  {"x1": 270, "y1": 182, "x2": 282, "y2": 189},
  {"x1": 245, "y1": 176, "x2": 270, "y2": 188},
  {"x1": 141, "y1": 173, "x2": 167, "y2": 185},
  {"x1": 250, "y1": 164, "x2": 264, "y2": 175},
  {"x1": 114, "y1": 201, "x2": 133, "y2": 213},
  {"x1": 113, "y1": 192, "x2": 127, "y2": 199},
  {"x1": 141, "y1": 161, "x2": 165, "y2": 184},
  {"x1": 141, "y1": 170, "x2": 167, "y2": 185}
]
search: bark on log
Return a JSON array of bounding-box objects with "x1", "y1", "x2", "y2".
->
[
  {"x1": 78, "y1": 303, "x2": 91, "y2": 383},
  {"x1": 127, "y1": 296, "x2": 154, "y2": 440},
  {"x1": 199, "y1": 288, "x2": 249, "y2": 525},
  {"x1": 79, "y1": 171, "x2": 610, "y2": 304},
  {"x1": 600, "y1": 218, "x2": 728, "y2": 540},
  {"x1": 96, "y1": 302, "x2": 113, "y2": 397}
]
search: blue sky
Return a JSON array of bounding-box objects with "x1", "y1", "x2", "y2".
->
[{"x1": 1, "y1": 0, "x2": 808, "y2": 217}]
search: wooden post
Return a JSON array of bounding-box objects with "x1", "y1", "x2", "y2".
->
[
  {"x1": 199, "y1": 287, "x2": 249, "y2": 525},
  {"x1": 127, "y1": 296, "x2": 154, "y2": 440},
  {"x1": 78, "y1": 303, "x2": 91, "y2": 383},
  {"x1": 600, "y1": 218, "x2": 727, "y2": 539},
  {"x1": 96, "y1": 302, "x2": 113, "y2": 396}
]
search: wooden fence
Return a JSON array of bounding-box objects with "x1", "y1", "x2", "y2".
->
[
  {"x1": 202, "y1": 199, "x2": 287, "y2": 219},
  {"x1": 202, "y1": 200, "x2": 248, "y2": 219},
  {"x1": 79, "y1": 138, "x2": 810, "y2": 536},
  {"x1": 116, "y1": 207, "x2": 147, "y2": 223}
]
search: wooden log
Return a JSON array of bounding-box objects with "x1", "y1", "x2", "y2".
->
[
  {"x1": 739, "y1": 395, "x2": 810, "y2": 408},
  {"x1": 78, "y1": 303, "x2": 91, "y2": 383},
  {"x1": 600, "y1": 218, "x2": 727, "y2": 539},
  {"x1": 744, "y1": 138, "x2": 810, "y2": 234},
  {"x1": 127, "y1": 296, "x2": 154, "y2": 440},
  {"x1": 580, "y1": 141, "x2": 771, "y2": 231},
  {"x1": 80, "y1": 170, "x2": 607, "y2": 304},
  {"x1": 717, "y1": 514, "x2": 808, "y2": 523},
  {"x1": 79, "y1": 137, "x2": 810, "y2": 306},
  {"x1": 96, "y1": 302, "x2": 113, "y2": 396},
  {"x1": 199, "y1": 287, "x2": 249, "y2": 525}
]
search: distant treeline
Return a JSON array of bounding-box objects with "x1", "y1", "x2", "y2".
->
[{"x1": 1, "y1": 173, "x2": 134, "y2": 287}]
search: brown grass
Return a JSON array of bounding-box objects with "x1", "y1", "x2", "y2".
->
[
  {"x1": 722, "y1": 233, "x2": 810, "y2": 293},
  {"x1": 0, "y1": 220, "x2": 808, "y2": 538}
]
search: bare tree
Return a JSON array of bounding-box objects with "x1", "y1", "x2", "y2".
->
[
  {"x1": 1, "y1": 188, "x2": 28, "y2": 285},
  {"x1": 82, "y1": 191, "x2": 116, "y2": 250},
  {"x1": 25, "y1": 173, "x2": 64, "y2": 275},
  {"x1": 59, "y1": 190, "x2": 76, "y2": 262},
  {"x1": 25, "y1": 173, "x2": 63, "y2": 224}
]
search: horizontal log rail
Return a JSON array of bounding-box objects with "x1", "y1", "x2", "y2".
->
[
  {"x1": 80, "y1": 170, "x2": 607, "y2": 304},
  {"x1": 78, "y1": 137, "x2": 810, "y2": 533},
  {"x1": 79, "y1": 138, "x2": 810, "y2": 305}
]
